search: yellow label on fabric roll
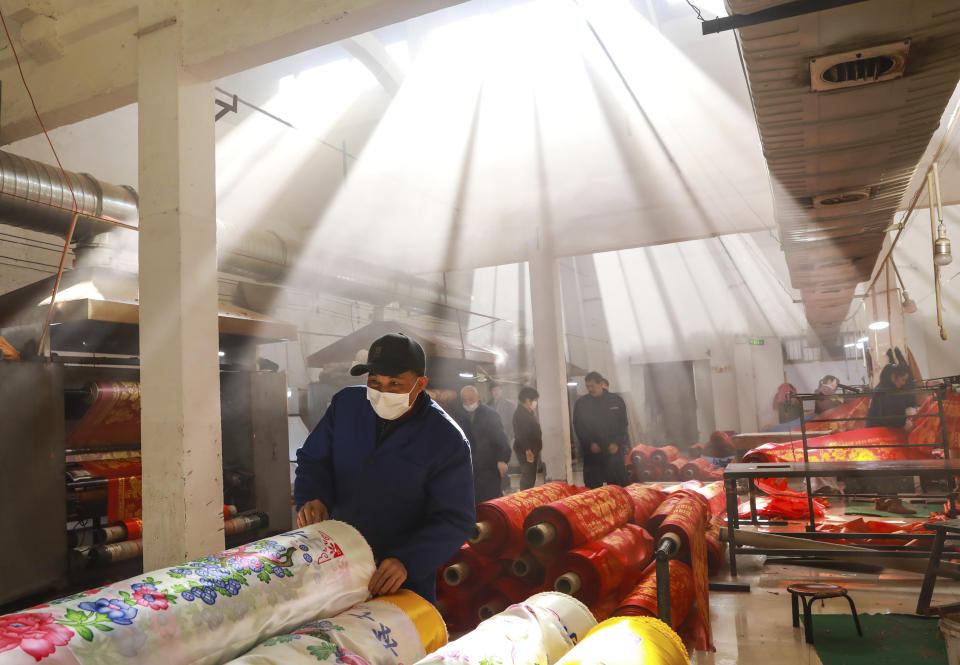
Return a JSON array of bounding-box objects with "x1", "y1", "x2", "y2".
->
[
  {"x1": 555, "y1": 616, "x2": 689, "y2": 665},
  {"x1": 376, "y1": 589, "x2": 449, "y2": 655}
]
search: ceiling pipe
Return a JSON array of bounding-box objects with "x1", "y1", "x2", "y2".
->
[
  {"x1": 0, "y1": 150, "x2": 471, "y2": 313},
  {"x1": 927, "y1": 173, "x2": 947, "y2": 341}
]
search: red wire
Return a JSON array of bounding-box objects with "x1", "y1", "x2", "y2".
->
[{"x1": 0, "y1": 6, "x2": 78, "y2": 212}]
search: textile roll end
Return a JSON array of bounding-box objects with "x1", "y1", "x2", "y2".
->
[
  {"x1": 655, "y1": 533, "x2": 681, "y2": 562},
  {"x1": 512, "y1": 553, "x2": 536, "y2": 576},
  {"x1": 478, "y1": 599, "x2": 508, "y2": 620},
  {"x1": 555, "y1": 572, "x2": 583, "y2": 595},
  {"x1": 526, "y1": 522, "x2": 557, "y2": 547},
  {"x1": 470, "y1": 520, "x2": 493, "y2": 544},
  {"x1": 443, "y1": 562, "x2": 470, "y2": 586}
]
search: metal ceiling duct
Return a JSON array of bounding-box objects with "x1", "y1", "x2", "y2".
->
[
  {"x1": 0, "y1": 150, "x2": 470, "y2": 312},
  {"x1": 729, "y1": 0, "x2": 960, "y2": 334}
]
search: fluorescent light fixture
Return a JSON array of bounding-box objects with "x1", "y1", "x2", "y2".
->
[
  {"x1": 868, "y1": 321, "x2": 890, "y2": 331},
  {"x1": 459, "y1": 372, "x2": 474, "y2": 379},
  {"x1": 218, "y1": 350, "x2": 226, "y2": 357},
  {"x1": 844, "y1": 343, "x2": 856, "y2": 348},
  {"x1": 286, "y1": 389, "x2": 293, "y2": 398},
  {"x1": 567, "y1": 382, "x2": 578, "y2": 386},
  {"x1": 857, "y1": 336, "x2": 869, "y2": 343},
  {"x1": 856, "y1": 342, "x2": 865, "y2": 349}
]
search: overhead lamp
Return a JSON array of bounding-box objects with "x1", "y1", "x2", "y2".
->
[
  {"x1": 218, "y1": 350, "x2": 226, "y2": 357},
  {"x1": 857, "y1": 336, "x2": 869, "y2": 343},
  {"x1": 868, "y1": 321, "x2": 889, "y2": 331},
  {"x1": 901, "y1": 291, "x2": 918, "y2": 314},
  {"x1": 567, "y1": 382, "x2": 578, "y2": 387},
  {"x1": 844, "y1": 343, "x2": 856, "y2": 348},
  {"x1": 934, "y1": 223, "x2": 953, "y2": 266},
  {"x1": 458, "y1": 372, "x2": 475, "y2": 379},
  {"x1": 856, "y1": 342, "x2": 865, "y2": 349}
]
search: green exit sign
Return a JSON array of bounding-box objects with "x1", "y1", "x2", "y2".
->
[{"x1": 749, "y1": 338, "x2": 765, "y2": 345}]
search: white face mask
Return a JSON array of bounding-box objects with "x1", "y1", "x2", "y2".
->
[
  {"x1": 367, "y1": 380, "x2": 420, "y2": 420},
  {"x1": 464, "y1": 401, "x2": 480, "y2": 413}
]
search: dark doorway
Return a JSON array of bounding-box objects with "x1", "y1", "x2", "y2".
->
[{"x1": 642, "y1": 361, "x2": 699, "y2": 446}]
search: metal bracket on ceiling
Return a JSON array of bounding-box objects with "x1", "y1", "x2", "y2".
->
[
  {"x1": 215, "y1": 93, "x2": 238, "y2": 122},
  {"x1": 701, "y1": 0, "x2": 870, "y2": 35}
]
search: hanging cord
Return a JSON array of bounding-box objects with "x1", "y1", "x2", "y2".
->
[
  {"x1": 686, "y1": 1, "x2": 706, "y2": 21},
  {"x1": 0, "y1": 7, "x2": 81, "y2": 357}
]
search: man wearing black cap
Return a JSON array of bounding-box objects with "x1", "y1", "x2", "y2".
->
[{"x1": 294, "y1": 333, "x2": 475, "y2": 604}]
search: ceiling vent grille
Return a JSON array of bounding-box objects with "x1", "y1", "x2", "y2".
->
[
  {"x1": 810, "y1": 40, "x2": 909, "y2": 92},
  {"x1": 812, "y1": 188, "x2": 871, "y2": 208}
]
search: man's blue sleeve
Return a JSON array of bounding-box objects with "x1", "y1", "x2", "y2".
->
[
  {"x1": 293, "y1": 397, "x2": 337, "y2": 512},
  {"x1": 387, "y1": 437, "x2": 475, "y2": 581}
]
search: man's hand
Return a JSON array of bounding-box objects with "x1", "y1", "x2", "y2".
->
[
  {"x1": 497, "y1": 461, "x2": 509, "y2": 477},
  {"x1": 369, "y1": 558, "x2": 407, "y2": 596},
  {"x1": 608, "y1": 443, "x2": 619, "y2": 455},
  {"x1": 589, "y1": 442, "x2": 601, "y2": 454},
  {"x1": 525, "y1": 449, "x2": 535, "y2": 463},
  {"x1": 297, "y1": 499, "x2": 328, "y2": 528}
]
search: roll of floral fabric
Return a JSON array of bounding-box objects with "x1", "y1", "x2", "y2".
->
[
  {"x1": 470, "y1": 483, "x2": 583, "y2": 559},
  {"x1": 226, "y1": 590, "x2": 445, "y2": 665},
  {"x1": 415, "y1": 592, "x2": 595, "y2": 665},
  {"x1": 554, "y1": 616, "x2": 688, "y2": 665},
  {"x1": 524, "y1": 486, "x2": 634, "y2": 563},
  {"x1": 0, "y1": 521, "x2": 375, "y2": 664}
]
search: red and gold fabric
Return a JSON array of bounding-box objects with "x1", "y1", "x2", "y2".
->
[
  {"x1": 623, "y1": 484, "x2": 667, "y2": 525},
  {"x1": 524, "y1": 486, "x2": 634, "y2": 563},
  {"x1": 66, "y1": 382, "x2": 141, "y2": 448},
  {"x1": 471, "y1": 482, "x2": 583, "y2": 559},
  {"x1": 741, "y1": 426, "x2": 923, "y2": 463},
  {"x1": 614, "y1": 560, "x2": 694, "y2": 628}
]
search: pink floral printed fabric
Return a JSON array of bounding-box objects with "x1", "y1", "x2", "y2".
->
[{"x1": 0, "y1": 521, "x2": 375, "y2": 665}]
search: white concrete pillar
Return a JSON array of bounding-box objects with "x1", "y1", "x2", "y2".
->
[
  {"x1": 529, "y1": 240, "x2": 573, "y2": 483},
  {"x1": 137, "y1": 2, "x2": 224, "y2": 569}
]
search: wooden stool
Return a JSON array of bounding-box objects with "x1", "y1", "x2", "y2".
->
[{"x1": 788, "y1": 582, "x2": 862, "y2": 644}]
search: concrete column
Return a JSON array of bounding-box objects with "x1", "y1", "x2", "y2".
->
[
  {"x1": 138, "y1": 2, "x2": 224, "y2": 569},
  {"x1": 529, "y1": 240, "x2": 573, "y2": 483}
]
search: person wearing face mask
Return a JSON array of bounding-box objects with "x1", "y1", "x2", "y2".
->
[
  {"x1": 294, "y1": 333, "x2": 475, "y2": 605},
  {"x1": 453, "y1": 385, "x2": 512, "y2": 503}
]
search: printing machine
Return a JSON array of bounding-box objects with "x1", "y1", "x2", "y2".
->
[{"x1": 0, "y1": 266, "x2": 296, "y2": 608}]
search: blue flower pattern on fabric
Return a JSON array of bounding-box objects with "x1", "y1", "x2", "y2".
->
[{"x1": 77, "y1": 598, "x2": 138, "y2": 625}]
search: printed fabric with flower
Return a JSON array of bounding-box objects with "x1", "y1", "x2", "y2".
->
[
  {"x1": 130, "y1": 584, "x2": 169, "y2": 611},
  {"x1": 0, "y1": 612, "x2": 73, "y2": 661},
  {"x1": 77, "y1": 598, "x2": 138, "y2": 625}
]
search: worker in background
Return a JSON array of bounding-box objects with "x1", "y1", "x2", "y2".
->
[
  {"x1": 454, "y1": 385, "x2": 512, "y2": 503},
  {"x1": 773, "y1": 383, "x2": 803, "y2": 424},
  {"x1": 513, "y1": 386, "x2": 542, "y2": 490},
  {"x1": 488, "y1": 382, "x2": 516, "y2": 443},
  {"x1": 294, "y1": 333, "x2": 475, "y2": 604},
  {"x1": 573, "y1": 371, "x2": 630, "y2": 488},
  {"x1": 814, "y1": 375, "x2": 841, "y2": 414}
]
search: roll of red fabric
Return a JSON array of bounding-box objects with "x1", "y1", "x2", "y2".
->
[
  {"x1": 589, "y1": 593, "x2": 622, "y2": 623},
  {"x1": 645, "y1": 489, "x2": 706, "y2": 533},
  {"x1": 614, "y1": 560, "x2": 695, "y2": 628},
  {"x1": 475, "y1": 577, "x2": 532, "y2": 621},
  {"x1": 691, "y1": 481, "x2": 727, "y2": 517},
  {"x1": 628, "y1": 444, "x2": 660, "y2": 465},
  {"x1": 663, "y1": 457, "x2": 689, "y2": 482},
  {"x1": 741, "y1": 426, "x2": 914, "y2": 464},
  {"x1": 623, "y1": 484, "x2": 667, "y2": 525},
  {"x1": 639, "y1": 465, "x2": 664, "y2": 482},
  {"x1": 509, "y1": 551, "x2": 547, "y2": 586},
  {"x1": 546, "y1": 524, "x2": 654, "y2": 606},
  {"x1": 680, "y1": 458, "x2": 716, "y2": 481},
  {"x1": 705, "y1": 521, "x2": 725, "y2": 575},
  {"x1": 524, "y1": 486, "x2": 635, "y2": 563},
  {"x1": 649, "y1": 445, "x2": 680, "y2": 467},
  {"x1": 437, "y1": 582, "x2": 475, "y2": 633},
  {"x1": 470, "y1": 482, "x2": 583, "y2": 559},
  {"x1": 441, "y1": 544, "x2": 505, "y2": 589}
]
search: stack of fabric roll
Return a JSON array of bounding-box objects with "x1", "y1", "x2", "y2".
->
[
  {"x1": 438, "y1": 479, "x2": 726, "y2": 651},
  {"x1": 628, "y1": 444, "x2": 722, "y2": 482}
]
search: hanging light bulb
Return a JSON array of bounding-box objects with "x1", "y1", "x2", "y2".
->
[
  {"x1": 934, "y1": 222, "x2": 952, "y2": 266},
  {"x1": 901, "y1": 290, "x2": 918, "y2": 314}
]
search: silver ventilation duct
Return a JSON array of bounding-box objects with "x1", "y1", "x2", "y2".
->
[{"x1": 0, "y1": 150, "x2": 470, "y2": 312}]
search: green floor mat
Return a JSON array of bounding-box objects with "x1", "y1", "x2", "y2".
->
[
  {"x1": 802, "y1": 613, "x2": 946, "y2": 665},
  {"x1": 844, "y1": 501, "x2": 934, "y2": 518}
]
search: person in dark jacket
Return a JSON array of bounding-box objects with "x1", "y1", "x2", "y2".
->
[
  {"x1": 513, "y1": 386, "x2": 542, "y2": 490},
  {"x1": 572, "y1": 371, "x2": 629, "y2": 488},
  {"x1": 294, "y1": 333, "x2": 475, "y2": 604},
  {"x1": 454, "y1": 385, "x2": 511, "y2": 503}
]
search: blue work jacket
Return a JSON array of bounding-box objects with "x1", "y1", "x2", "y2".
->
[{"x1": 294, "y1": 386, "x2": 475, "y2": 603}]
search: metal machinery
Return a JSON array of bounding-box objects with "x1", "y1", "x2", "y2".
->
[{"x1": 0, "y1": 152, "x2": 297, "y2": 609}]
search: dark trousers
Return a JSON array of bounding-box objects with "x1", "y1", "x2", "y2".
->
[
  {"x1": 584, "y1": 453, "x2": 628, "y2": 488},
  {"x1": 519, "y1": 453, "x2": 539, "y2": 490}
]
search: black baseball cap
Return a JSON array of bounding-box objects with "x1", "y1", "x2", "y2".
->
[{"x1": 350, "y1": 333, "x2": 426, "y2": 377}]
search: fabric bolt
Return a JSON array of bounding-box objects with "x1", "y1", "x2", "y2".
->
[
  {"x1": 680, "y1": 458, "x2": 720, "y2": 481},
  {"x1": 908, "y1": 390, "x2": 960, "y2": 456},
  {"x1": 65, "y1": 382, "x2": 141, "y2": 448},
  {"x1": 226, "y1": 591, "x2": 443, "y2": 665},
  {"x1": 0, "y1": 521, "x2": 375, "y2": 665},
  {"x1": 741, "y1": 427, "x2": 921, "y2": 464},
  {"x1": 524, "y1": 486, "x2": 634, "y2": 564},
  {"x1": 662, "y1": 457, "x2": 688, "y2": 482},
  {"x1": 545, "y1": 525, "x2": 654, "y2": 607},
  {"x1": 475, "y1": 578, "x2": 532, "y2": 621},
  {"x1": 415, "y1": 592, "x2": 595, "y2": 665},
  {"x1": 628, "y1": 445, "x2": 660, "y2": 465},
  {"x1": 614, "y1": 560, "x2": 695, "y2": 629},
  {"x1": 690, "y1": 482, "x2": 726, "y2": 517},
  {"x1": 470, "y1": 482, "x2": 582, "y2": 559},
  {"x1": 441, "y1": 545, "x2": 504, "y2": 590},
  {"x1": 623, "y1": 484, "x2": 668, "y2": 526},
  {"x1": 649, "y1": 446, "x2": 680, "y2": 467},
  {"x1": 812, "y1": 397, "x2": 870, "y2": 431},
  {"x1": 106, "y1": 476, "x2": 142, "y2": 523},
  {"x1": 554, "y1": 616, "x2": 688, "y2": 665},
  {"x1": 639, "y1": 465, "x2": 664, "y2": 482},
  {"x1": 510, "y1": 553, "x2": 547, "y2": 587}
]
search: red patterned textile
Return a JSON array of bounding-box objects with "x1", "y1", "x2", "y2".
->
[
  {"x1": 471, "y1": 482, "x2": 583, "y2": 559},
  {"x1": 106, "y1": 476, "x2": 142, "y2": 523},
  {"x1": 524, "y1": 486, "x2": 634, "y2": 563},
  {"x1": 650, "y1": 446, "x2": 680, "y2": 467},
  {"x1": 441, "y1": 544, "x2": 504, "y2": 589},
  {"x1": 741, "y1": 427, "x2": 923, "y2": 463},
  {"x1": 66, "y1": 382, "x2": 141, "y2": 448},
  {"x1": 623, "y1": 484, "x2": 667, "y2": 525},
  {"x1": 614, "y1": 560, "x2": 694, "y2": 629}
]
